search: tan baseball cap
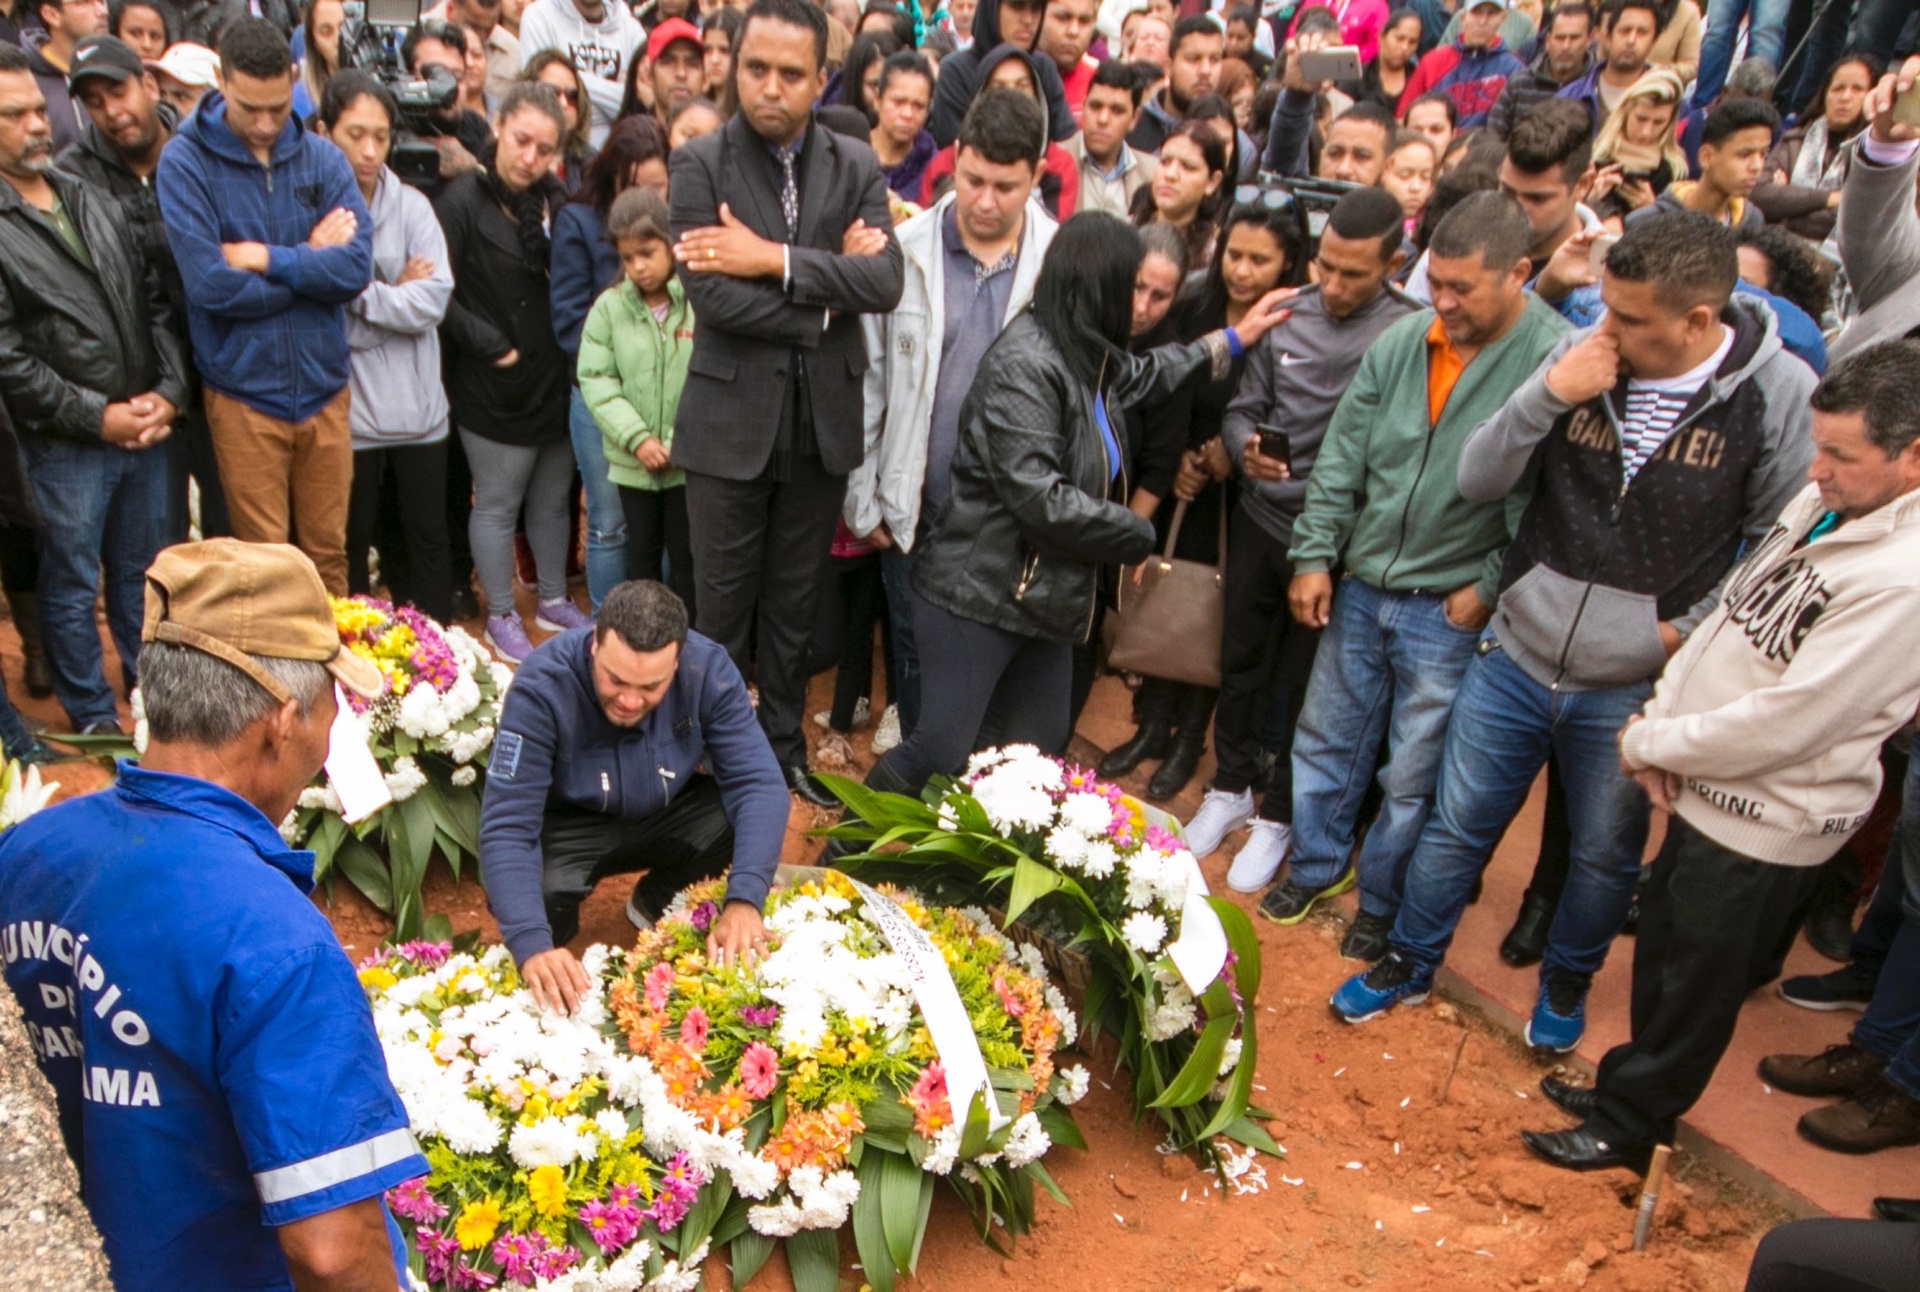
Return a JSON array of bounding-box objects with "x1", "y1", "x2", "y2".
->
[{"x1": 142, "y1": 539, "x2": 386, "y2": 704}]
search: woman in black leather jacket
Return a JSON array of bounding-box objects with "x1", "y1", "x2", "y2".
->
[{"x1": 865, "y1": 214, "x2": 1293, "y2": 797}]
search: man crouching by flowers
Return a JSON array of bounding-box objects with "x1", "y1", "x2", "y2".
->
[{"x1": 479, "y1": 579, "x2": 790, "y2": 1015}]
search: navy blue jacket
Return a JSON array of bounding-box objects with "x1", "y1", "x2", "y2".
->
[
  {"x1": 157, "y1": 93, "x2": 373, "y2": 422},
  {"x1": 478, "y1": 629, "x2": 788, "y2": 964},
  {"x1": 550, "y1": 202, "x2": 620, "y2": 363}
]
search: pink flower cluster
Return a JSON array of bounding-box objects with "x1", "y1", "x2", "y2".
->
[
  {"x1": 387, "y1": 1176, "x2": 448, "y2": 1223},
  {"x1": 394, "y1": 604, "x2": 462, "y2": 693},
  {"x1": 418, "y1": 1230, "x2": 462, "y2": 1285},
  {"x1": 687, "y1": 900, "x2": 718, "y2": 933},
  {"x1": 364, "y1": 941, "x2": 453, "y2": 971},
  {"x1": 577, "y1": 1183, "x2": 646, "y2": 1255},
  {"x1": 642, "y1": 961, "x2": 675, "y2": 1013},
  {"x1": 738, "y1": 1003, "x2": 780, "y2": 1028},
  {"x1": 492, "y1": 1232, "x2": 582, "y2": 1286},
  {"x1": 737, "y1": 1040, "x2": 778, "y2": 1099},
  {"x1": 642, "y1": 1151, "x2": 706, "y2": 1231}
]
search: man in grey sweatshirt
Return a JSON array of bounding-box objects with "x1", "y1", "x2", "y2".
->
[
  {"x1": 1330, "y1": 211, "x2": 1815, "y2": 1051},
  {"x1": 1182, "y1": 188, "x2": 1416, "y2": 901}
]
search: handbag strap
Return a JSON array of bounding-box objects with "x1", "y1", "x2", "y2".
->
[{"x1": 1157, "y1": 498, "x2": 1231, "y2": 573}]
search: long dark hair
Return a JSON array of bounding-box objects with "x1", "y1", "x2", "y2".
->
[
  {"x1": 572, "y1": 114, "x2": 669, "y2": 219},
  {"x1": 837, "y1": 30, "x2": 903, "y2": 121},
  {"x1": 1032, "y1": 214, "x2": 1143, "y2": 387},
  {"x1": 1129, "y1": 118, "x2": 1230, "y2": 272},
  {"x1": 1802, "y1": 52, "x2": 1883, "y2": 139},
  {"x1": 521, "y1": 49, "x2": 592, "y2": 163},
  {"x1": 1179, "y1": 203, "x2": 1305, "y2": 336}
]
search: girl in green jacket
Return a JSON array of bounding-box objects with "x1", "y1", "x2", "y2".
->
[{"x1": 578, "y1": 187, "x2": 696, "y2": 613}]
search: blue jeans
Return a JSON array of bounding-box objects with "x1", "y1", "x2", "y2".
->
[
  {"x1": 1853, "y1": 754, "x2": 1920, "y2": 1098},
  {"x1": 881, "y1": 547, "x2": 920, "y2": 738},
  {"x1": 1693, "y1": 0, "x2": 1793, "y2": 108},
  {"x1": 1390, "y1": 643, "x2": 1651, "y2": 979},
  {"x1": 26, "y1": 436, "x2": 167, "y2": 729},
  {"x1": 567, "y1": 386, "x2": 628, "y2": 611},
  {"x1": 1288, "y1": 579, "x2": 1483, "y2": 918}
]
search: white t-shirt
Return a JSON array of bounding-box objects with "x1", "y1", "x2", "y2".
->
[{"x1": 517, "y1": 0, "x2": 643, "y2": 146}]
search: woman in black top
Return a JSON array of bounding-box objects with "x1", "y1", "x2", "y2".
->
[
  {"x1": 865, "y1": 215, "x2": 1294, "y2": 798},
  {"x1": 435, "y1": 83, "x2": 583, "y2": 661},
  {"x1": 1355, "y1": 9, "x2": 1423, "y2": 113},
  {"x1": 1099, "y1": 202, "x2": 1306, "y2": 800}
]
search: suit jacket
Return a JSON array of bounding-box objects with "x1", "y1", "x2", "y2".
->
[{"x1": 668, "y1": 114, "x2": 905, "y2": 481}]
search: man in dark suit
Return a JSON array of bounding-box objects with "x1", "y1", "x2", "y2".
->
[{"x1": 669, "y1": 0, "x2": 905, "y2": 806}]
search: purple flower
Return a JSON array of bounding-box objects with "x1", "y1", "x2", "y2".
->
[
  {"x1": 577, "y1": 1196, "x2": 642, "y2": 1254},
  {"x1": 688, "y1": 900, "x2": 718, "y2": 933},
  {"x1": 644, "y1": 1189, "x2": 691, "y2": 1232},
  {"x1": 1144, "y1": 825, "x2": 1179, "y2": 854},
  {"x1": 386, "y1": 1176, "x2": 448, "y2": 1223},
  {"x1": 531, "y1": 1244, "x2": 582, "y2": 1279},
  {"x1": 449, "y1": 1258, "x2": 499, "y2": 1289},
  {"x1": 660, "y1": 1150, "x2": 706, "y2": 1200},
  {"x1": 492, "y1": 1233, "x2": 548, "y2": 1286},
  {"x1": 739, "y1": 1003, "x2": 781, "y2": 1028},
  {"x1": 418, "y1": 1229, "x2": 460, "y2": 1283}
]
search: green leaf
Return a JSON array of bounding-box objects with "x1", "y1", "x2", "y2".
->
[
  {"x1": 333, "y1": 832, "x2": 393, "y2": 912},
  {"x1": 711, "y1": 1196, "x2": 752, "y2": 1247},
  {"x1": 1212, "y1": 896, "x2": 1262, "y2": 1001},
  {"x1": 1218, "y1": 1115, "x2": 1281, "y2": 1156},
  {"x1": 1003, "y1": 854, "x2": 1064, "y2": 925},
  {"x1": 783, "y1": 1227, "x2": 840, "y2": 1292},
  {"x1": 908, "y1": 1173, "x2": 935, "y2": 1272},
  {"x1": 852, "y1": 1146, "x2": 897, "y2": 1292},
  {"x1": 1033, "y1": 1101, "x2": 1087, "y2": 1151},
  {"x1": 397, "y1": 791, "x2": 437, "y2": 890},
  {"x1": 676, "y1": 1172, "x2": 733, "y2": 1254},
  {"x1": 729, "y1": 1231, "x2": 774, "y2": 1290},
  {"x1": 1150, "y1": 1013, "x2": 1234, "y2": 1109},
  {"x1": 1026, "y1": 1159, "x2": 1070, "y2": 1206},
  {"x1": 878, "y1": 1145, "x2": 923, "y2": 1276},
  {"x1": 955, "y1": 1084, "x2": 994, "y2": 1160},
  {"x1": 422, "y1": 912, "x2": 453, "y2": 944}
]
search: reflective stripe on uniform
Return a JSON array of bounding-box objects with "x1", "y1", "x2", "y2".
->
[{"x1": 252, "y1": 1127, "x2": 422, "y2": 1205}]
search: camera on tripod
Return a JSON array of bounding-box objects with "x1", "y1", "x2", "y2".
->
[{"x1": 336, "y1": 0, "x2": 459, "y2": 184}]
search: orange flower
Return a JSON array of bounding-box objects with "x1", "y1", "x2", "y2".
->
[{"x1": 710, "y1": 1083, "x2": 753, "y2": 1130}]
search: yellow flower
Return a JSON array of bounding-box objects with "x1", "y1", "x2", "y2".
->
[
  {"x1": 527, "y1": 1165, "x2": 569, "y2": 1219},
  {"x1": 357, "y1": 966, "x2": 397, "y2": 991},
  {"x1": 454, "y1": 1196, "x2": 502, "y2": 1250}
]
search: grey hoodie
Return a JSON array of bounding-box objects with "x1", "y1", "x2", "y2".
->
[
  {"x1": 344, "y1": 169, "x2": 453, "y2": 450},
  {"x1": 1221, "y1": 283, "x2": 1418, "y2": 546},
  {"x1": 1460, "y1": 293, "x2": 1816, "y2": 691}
]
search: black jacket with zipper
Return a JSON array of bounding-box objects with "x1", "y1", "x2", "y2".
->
[
  {"x1": 911, "y1": 313, "x2": 1229, "y2": 644},
  {"x1": 1459, "y1": 294, "x2": 1817, "y2": 690},
  {"x1": 0, "y1": 168, "x2": 188, "y2": 445},
  {"x1": 56, "y1": 108, "x2": 187, "y2": 339}
]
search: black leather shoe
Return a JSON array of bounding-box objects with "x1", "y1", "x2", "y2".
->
[
  {"x1": 1872, "y1": 1196, "x2": 1920, "y2": 1223},
  {"x1": 1804, "y1": 898, "x2": 1859, "y2": 964},
  {"x1": 1146, "y1": 732, "x2": 1204, "y2": 801},
  {"x1": 1540, "y1": 1076, "x2": 1598, "y2": 1120},
  {"x1": 784, "y1": 763, "x2": 839, "y2": 809},
  {"x1": 1500, "y1": 891, "x2": 1558, "y2": 968},
  {"x1": 1099, "y1": 721, "x2": 1170, "y2": 779},
  {"x1": 1520, "y1": 1126, "x2": 1651, "y2": 1174}
]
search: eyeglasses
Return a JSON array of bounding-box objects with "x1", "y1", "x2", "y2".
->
[{"x1": 546, "y1": 84, "x2": 581, "y2": 104}]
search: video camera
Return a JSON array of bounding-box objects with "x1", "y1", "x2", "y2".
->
[
  {"x1": 1234, "y1": 175, "x2": 1361, "y2": 252},
  {"x1": 336, "y1": 0, "x2": 460, "y2": 185}
]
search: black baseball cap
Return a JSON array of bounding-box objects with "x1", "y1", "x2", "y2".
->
[{"x1": 68, "y1": 36, "x2": 147, "y2": 93}]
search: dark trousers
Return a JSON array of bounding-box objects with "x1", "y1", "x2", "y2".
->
[
  {"x1": 808, "y1": 551, "x2": 892, "y2": 732},
  {"x1": 347, "y1": 441, "x2": 453, "y2": 624},
  {"x1": 539, "y1": 774, "x2": 735, "y2": 947},
  {"x1": 617, "y1": 484, "x2": 695, "y2": 615},
  {"x1": 1746, "y1": 1218, "x2": 1920, "y2": 1292},
  {"x1": 684, "y1": 446, "x2": 846, "y2": 768},
  {"x1": 1591, "y1": 816, "x2": 1824, "y2": 1147},
  {"x1": 1212, "y1": 506, "x2": 1320, "y2": 822},
  {"x1": 871, "y1": 588, "x2": 1072, "y2": 795},
  {"x1": 163, "y1": 405, "x2": 229, "y2": 543}
]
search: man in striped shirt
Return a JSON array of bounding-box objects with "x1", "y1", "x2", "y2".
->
[{"x1": 1328, "y1": 210, "x2": 1815, "y2": 1061}]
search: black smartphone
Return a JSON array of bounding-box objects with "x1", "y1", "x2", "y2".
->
[{"x1": 1255, "y1": 425, "x2": 1291, "y2": 468}]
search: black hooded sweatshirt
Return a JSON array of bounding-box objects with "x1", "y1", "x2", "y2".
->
[{"x1": 927, "y1": 0, "x2": 1078, "y2": 147}]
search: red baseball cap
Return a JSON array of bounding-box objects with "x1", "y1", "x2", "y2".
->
[{"x1": 647, "y1": 17, "x2": 704, "y2": 62}]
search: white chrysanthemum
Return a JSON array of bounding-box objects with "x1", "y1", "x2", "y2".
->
[
  {"x1": 397, "y1": 681, "x2": 453, "y2": 739},
  {"x1": 920, "y1": 1121, "x2": 963, "y2": 1176},
  {"x1": 383, "y1": 755, "x2": 427, "y2": 802},
  {"x1": 436, "y1": 1096, "x2": 504, "y2": 1155},
  {"x1": 508, "y1": 1115, "x2": 590, "y2": 1168},
  {"x1": 1081, "y1": 839, "x2": 1119, "y2": 880},
  {"x1": 1123, "y1": 850, "x2": 1166, "y2": 909},
  {"x1": 1044, "y1": 985, "x2": 1077, "y2": 1047},
  {"x1": 1045, "y1": 826, "x2": 1090, "y2": 869},
  {"x1": 1218, "y1": 1036, "x2": 1244, "y2": 1076},
  {"x1": 1058, "y1": 792, "x2": 1112, "y2": 836},
  {"x1": 747, "y1": 1197, "x2": 805, "y2": 1237},
  {"x1": 1120, "y1": 911, "x2": 1167, "y2": 955},
  {"x1": 1056, "y1": 1064, "x2": 1091, "y2": 1105},
  {"x1": 1001, "y1": 1112, "x2": 1051, "y2": 1168},
  {"x1": 450, "y1": 764, "x2": 477, "y2": 787},
  {"x1": 964, "y1": 747, "x2": 1009, "y2": 777}
]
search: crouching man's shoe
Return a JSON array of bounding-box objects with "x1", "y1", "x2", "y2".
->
[{"x1": 1520, "y1": 1125, "x2": 1652, "y2": 1174}]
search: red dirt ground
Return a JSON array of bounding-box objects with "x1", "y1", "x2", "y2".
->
[{"x1": 17, "y1": 612, "x2": 1776, "y2": 1291}]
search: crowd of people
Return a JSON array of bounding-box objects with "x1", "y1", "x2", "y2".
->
[{"x1": 2, "y1": 0, "x2": 1920, "y2": 1283}]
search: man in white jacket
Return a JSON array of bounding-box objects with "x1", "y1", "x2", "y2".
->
[
  {"x1": 517, "y1": 0, "x2": 641, "y2": 146},
  {"x1": 844, "y1": 88, "x2": 1057, "y2": 750},
  {"x1": 1521, "y1": 338, "x2": 1920, "y2": 1174}
]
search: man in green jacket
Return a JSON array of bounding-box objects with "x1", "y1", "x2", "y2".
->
[{"x1": 1264, "y1": 192, "x2": 1571, "y2": 955}]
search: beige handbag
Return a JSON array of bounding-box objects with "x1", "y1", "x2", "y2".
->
[{"x1": 1106, "y1": 500, "x2": 1226, "y2": 689}]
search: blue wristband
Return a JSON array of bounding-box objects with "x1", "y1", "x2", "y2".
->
[{"x1": 1224, "y1": 327, "x2": 1244, "y2": 359}]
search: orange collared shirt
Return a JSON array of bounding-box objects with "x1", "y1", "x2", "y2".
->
[{"x1": 1426, "y1": 314, "x2": 1465, "y2": 427}]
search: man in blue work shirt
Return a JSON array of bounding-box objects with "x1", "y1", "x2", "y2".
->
[
  {"x1": 0, "y1": 538, "x2": 426, "y2": 1292},
  {"x1": 479, "y1": 579, "x2": 790, "y2": 1015}
]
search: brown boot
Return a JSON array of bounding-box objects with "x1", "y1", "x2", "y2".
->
[
  {"x1": 1759, "y1": 1043, "x2": 1886, "y2": 1098},
  {"x1": 1798, "y1": 1076, "x2": 1920, "y2": 1155}
]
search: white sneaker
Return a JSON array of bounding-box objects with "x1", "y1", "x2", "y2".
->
[
  {"x1": 1227, "y1": 820, "x2": 1292, "y2": 893},
  {"x1": 813, "y1": 697, "x2": 871, "y2": 730},
  {"x1": 870, "y1": 704, "x2": 902, "y2": 755},
  {"x1": 1184, "y1": 786, "x2": 1256, "y2": 859}
]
